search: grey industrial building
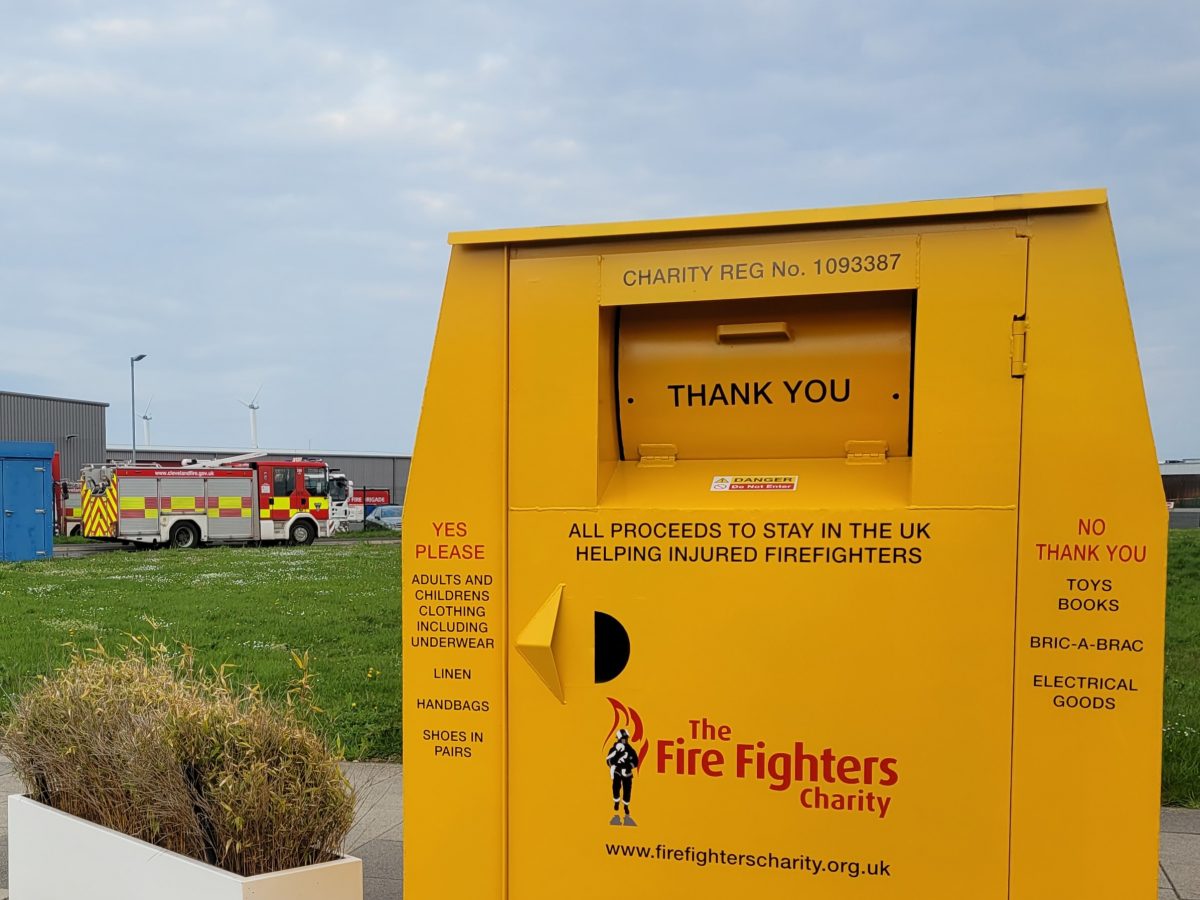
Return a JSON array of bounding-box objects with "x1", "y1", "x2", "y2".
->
[
  {"x1": 0, "y1": 391, "x2": 409, "y2": 503},
  {"x1": 1162, "y1": 460, "x2": 1200, "y2": 528},
  {"x1": 106, "y1": 445, "x2": 409, "y2": 504},
  {"x1": 0, "y1": 391, "x2": 108, "y2": 478}
]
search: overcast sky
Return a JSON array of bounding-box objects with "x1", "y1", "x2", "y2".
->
[{"x1": 2, "y1": 1, "x2": 1198, "y2": 456}]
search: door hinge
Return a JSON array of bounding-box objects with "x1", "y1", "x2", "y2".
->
[
  {"x1": 637, "y1": 443, "x2": 677, "y2": 468},
  {"x1": 1011, "y1": 318, "x2": 1028, "y2": 377},
  {"x1": 845, "y1": 440, "x2": 889, "y2": 464}
]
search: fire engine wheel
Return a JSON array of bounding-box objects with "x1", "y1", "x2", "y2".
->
[
  {"x1": 290, "y1": 520, "x2": 317, "y2": 546},
  {"x1": 169, "y1": 522, "x2": 201, "y2": 550}
]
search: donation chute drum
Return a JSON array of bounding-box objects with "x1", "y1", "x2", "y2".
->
[{"x1": 402, "y1": 190, "x2": 1166, "y2": 900}]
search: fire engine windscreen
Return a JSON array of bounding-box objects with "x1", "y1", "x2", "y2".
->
[
  {"x1": 304, "y1": 468, "x2": 328, "y2": 496},
  {"x1": 329, "y1": 476, "x2": 349, "y2": 502}
]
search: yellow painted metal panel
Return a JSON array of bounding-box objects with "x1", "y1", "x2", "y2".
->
[
  {"x1": 507, "y1": 509, "x2": 1015, "y2": 898},
  {"x1": 599, "y1": 236, "x2": 917, "y2": 306},
  {"x1": 909, "y1": 228, "x2": 1027, "y2": 508},
  {"x1": 402, "y1": 246, "x2": 507, "y2": 900},
  {"x1": 509, "y1": 255, "x2": 606, "y2": 509},
  {"x1": 598, "y1": 457, "x2": 912, "y2": 510},
  {"x1": 450, "y1": 189, "x2": 1106, "y2": 246},
  {"x1": 1008, "y1": 206, "x2": 1166, "y2": 899}
]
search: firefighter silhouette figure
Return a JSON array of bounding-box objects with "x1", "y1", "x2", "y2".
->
[{"x1": 606, "y1": 727, "x2": 639, "y2": 826}]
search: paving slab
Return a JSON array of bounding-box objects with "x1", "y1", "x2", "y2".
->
[
  {"x1": 365, "y1": 875, "x2": 402, "y2": 900},
  {"x1": 344, "y1": 761, "x2": 404, "y2": 851},
  {"x1": 358, "y1": 837, "x2": 404, "y2": 882},
  {"x1": 0, "y1": 762, "x2": 21, "y2": 836},
  {"x1": 1161, "y1": 832, "x2": 1200, "y2": 899},
  {"x1": 1164, "y1": 807, "x2": 1200, "y2": 835},
  {"x1": 1163, "y1": 861, "x2": 1181, "y2": 898},
  {"x1": 358, "y1": 836, "x2": 403, "y2": 900}
]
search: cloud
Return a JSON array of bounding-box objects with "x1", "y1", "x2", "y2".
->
[
  {"x1": 52, "y1": 4, "x2": 274, "y2": 47},
  {"x1": 0, "y1": 136, "x2": 121, "y2": 170},
  {"x1": 0, "y1": 66, "x2": 130, "y2": 99},
  {"x1": 54, "y1": 17, "x2": 160, "y2": 44},
  {"x1": 0, "y1": 0, "x2": 1198, "y2": 455}
]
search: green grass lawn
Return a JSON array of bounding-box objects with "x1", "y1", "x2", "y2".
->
[
  {"x1": 0, "y1": 543, "x2": 401, "y2": 760},
  {"x1": 1163, "y1": 529, "x2": 1200, "y2": 805},
  {"x1": 326, "y1": 527, "x2": 401, "y2": 542}
]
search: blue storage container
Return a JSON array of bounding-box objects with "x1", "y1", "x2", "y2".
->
[{"x1": 0, "y1": 441, "x2": 54, "y2": 562}]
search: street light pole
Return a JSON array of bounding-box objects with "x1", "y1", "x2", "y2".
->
[{"x1": 130, "y1": 354, "x2": 147, "y2": 463}]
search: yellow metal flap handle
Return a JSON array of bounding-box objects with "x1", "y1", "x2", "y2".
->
[
  {"x1": 636, "y1": 443, "x2": 677, "y2": 468},
  {"x1": 716, "y1": 321, "x2": 792, "y2": 343},
  {"x1": 515, "y1": 584, "x2": 566, "y2": 703},
  {"x1": 845, "y1": 440, "x2": 889, "y2": 465}
]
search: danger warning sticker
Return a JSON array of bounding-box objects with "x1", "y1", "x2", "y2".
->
[{"x1": 711, "y1": 475, "x2": 798, "y2": 492}]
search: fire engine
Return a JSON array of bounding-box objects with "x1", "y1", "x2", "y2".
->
[
  {"x1": 79, "y1": 453, "x2": 350, "y2": 548},
  {"x1": 49, "y1": 450, "x2": 84, "y2": 536},
  {"x1": 60, "y1": 482, "x2": 84, "y2": 536}
]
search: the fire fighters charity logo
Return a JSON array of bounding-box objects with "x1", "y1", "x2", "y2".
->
[{"x1": 603, "y1": 698, "x2": 648, "y2": 827}]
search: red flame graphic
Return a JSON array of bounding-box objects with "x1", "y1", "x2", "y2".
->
[{"x1": 603, "y1": 697, "x2": 648, "y2": 768}]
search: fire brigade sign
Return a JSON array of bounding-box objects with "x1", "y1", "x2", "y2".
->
[{"x1": 402, "y1": 191, "x2": 1166, "y2": 900}]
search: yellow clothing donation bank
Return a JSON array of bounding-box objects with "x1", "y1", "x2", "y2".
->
[{"x1": 402, "y1": 190, "x2": 1166, "y2": 899}]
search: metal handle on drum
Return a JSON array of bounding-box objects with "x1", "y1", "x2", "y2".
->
[{"x1": 715, "y1": 321, "x2": 792, "y2": 343}]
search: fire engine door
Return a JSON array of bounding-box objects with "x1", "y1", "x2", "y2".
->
[
  {"x1": 506, "y1": 230, "x2": 1028, "y2": 899},
  {"x1": 302, "y1": 467, "x2": 329, "y2": 520},
  {"x1": 258, "y1": 465, "x2": 302, "y2": 534},
  {"x1": 277, "y1": 466, "x2": 305, "y2": 512},
  {"x1": 294, "y1": 467, "x2": 312, "y2": 513}
]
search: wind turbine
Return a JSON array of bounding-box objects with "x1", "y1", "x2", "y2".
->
[
  {"x1": 140, "y1": 395, "x2": 154, "y2": 448},
  {"x1": 239, "y1": 385, "x2": 263, "y2": 448}
]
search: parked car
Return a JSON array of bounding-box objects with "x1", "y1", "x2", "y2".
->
[{"x1": 365, "y1": 505, "x2": 402, "y2": 532}]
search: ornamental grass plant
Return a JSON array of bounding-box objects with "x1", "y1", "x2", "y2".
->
[{"x1": 1, "y1": 637, "x2": 355, "y2": 877}]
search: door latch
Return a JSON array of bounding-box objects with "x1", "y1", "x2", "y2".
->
[{"x1": 1011, "y1": 318, "x2": 1028, "y2": 377}]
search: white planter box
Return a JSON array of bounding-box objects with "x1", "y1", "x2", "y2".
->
[{"x1": 8, "y1": 795, "x2": 362, "y2": 900}]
